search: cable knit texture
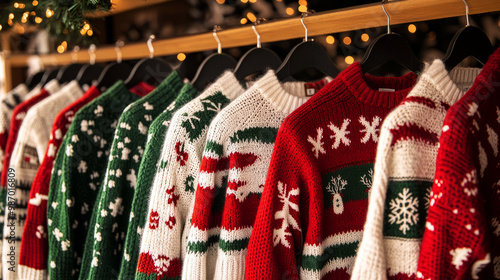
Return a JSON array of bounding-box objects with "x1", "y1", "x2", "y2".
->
[
  {"x1": 245, "y1": 62, "x2": 418, "y2": 280},
  {"x1": 19, "y1": 86, "x2": 100, "y2": 280},
  {"x1": 80, "y1": 72, "x2": 184, "y2": 280},
  {"x1": 186, "y1": 70, "x2": 329, "y2": 280},
  {"x1": 46, "y1": 81, "x2": 153, "y2": 279},
  {"x1": 5, "y1": 81, "x2": 83, "y2": 280},
  {"x1": 417, "y1": 48, "x2": 500, "y2": 279},
  {"x1": 121, "y1": 82, "x2": 199, "y2": 279},
  {"x1": 136, "y1": 71, "x2": 244, "y2": 279},
  {"x1": 351, "y1": 60, "x2": 481, "y2": 280}
]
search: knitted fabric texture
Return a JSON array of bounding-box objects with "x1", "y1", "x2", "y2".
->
[
  {"x1": 245, "y1": 62, "x2": 418, "y2": 280},
  {"x1": 417, "y1": 48, "x2": 500, "y2": 279},
  {"x1": 121, "y1": 82, "x2": 199, "y2": 280},
  {"x1": 80, "y1": 72, "x2": 184, "y2": 280},
  {"x1": 4, "y1": 81, "x2": 83, "y2": 280},
  {"x1": 46, "y1": 81, "x2": 152, "y2": 279},
  {"x1": 136, "y1": 71, "x2": 244, "y2": 279},
  {"x1": 185, "y1": 70, "x2": 330, "y2": 280},
  {"x1": 351, "y1": 60, "x2": 481, "y2": 280},
  {"x1": 19, "y1": 86, "x2": 101, "y2": 280}
]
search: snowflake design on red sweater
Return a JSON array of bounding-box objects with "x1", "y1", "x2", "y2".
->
[
  {"x1": 461, "y1": 170, "x2": 478, "y2": 197},
  {"x1": 166, "y1": 186, "x2": 180, "y2": 206},
  {"x1": 273, "y1": 181, "x2": 300, "y2": 248},
  {"x1": 175, "y1": 142, "x2": 188, "y2": 166},
  {"x1": 307, "y1": 127, "x2": 326, "y2": 159},
  {"x1": 359, "y1": 116, "x2": 381, "y2": 143},
  {"x1": 165, "y1": 216, "x2": 176, "y2": 229},
  {"x1": 328, "y1": 119, "x2": 351, "y2": 149},
  {"x1": 148, "y1": 211, "x2": 159, "y2": 230}
]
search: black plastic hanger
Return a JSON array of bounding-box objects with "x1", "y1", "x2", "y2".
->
[
  {"x1": 191, "y1": 26, "x2": 237, "y2": 91},
  {"x1": 124, "y1": 35, "x2": 172, "y2": 88},
  {"x1": 77, "y1": 64, "x2": 103, "y2": 87},
  {"x1": 176, "y1": 53, "x2": 203, "y2": 81},
  {"x1": 25, "y1": 71, "x2": 45, "y2": 90},
  {"x1": 95, "y1": 41, "x2": 133, "y2": 92},
  {"x1": 40, "y1": 68, "x2": 59, "y2": 86},
  {"x1": 234, "y1": 24, "x2": 282, "y2": 82},
  {"x1": 276, "y1": 15, "x2": 340, "y2": 81},
  {"x1": 56, "y1": 63, "x2": 85, "y2": 84},
  {"x1": 442, "y1": 0, "x2": 493, "y2": 71},
  {"x1": 360, "y1": 0, "x2": 423, "y2": 74}
]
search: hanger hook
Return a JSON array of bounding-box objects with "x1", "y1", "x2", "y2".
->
[
  {"x1": 213, "y1": 25, "x2": 222, "y2": 54},
  {"x1": 147, "y1": 35, "x2": 156, "y2": 58},
  {"x1": 89, "y1": 44, "x2": 96, "y2": 65},
  {"x1": 252, "y1": 25, "x2": 261, "y2": 48},
  {"x1": 382, "y1": 0, "x2": 391, "y2": 34},
  {"x1": 462, "y1": 0, "x2": 470, "y2": 26},
  {"x1": 71, "y1": 46, "x2": 79, "y2": 63},
  {"x1": 114, "y1": 40, "x2": 124, "y2": 63},
  {"x1": 300, "y1": 13, "x2": 309, "y2": 42}
]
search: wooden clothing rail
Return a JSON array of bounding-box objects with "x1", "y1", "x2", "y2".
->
[{"x1": 2, "y1": 0, "x2": 500, "y2": 91}]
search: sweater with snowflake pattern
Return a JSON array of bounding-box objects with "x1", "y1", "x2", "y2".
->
[
  {"x1": 46, "y1": 81, "x2": 153, "y2": 279},
  {"x1": 417, "y1": 48, "x2": 500, "y2": 280},
  {"x1": 19, "y1": 86, "x2": 101, "y2": 280},
  {"x1": 184, "y1": 70, "x2": 330, "y2": 280},
  {"x1": 351, "y1": 60, "x2": 481, "y2": 280},
  {"x1": 121, "y1": 82, "x2": 199, "y2": 279},
  {"x1": 79, "y1": 72, "x2": 184, "y2": 280},
  {"x1": 136, "y1": 71, "x2": 245, "y2": 279},
  {"x1": 4, "y1": 81, "x2": 83, "y2": 280},
  {"x1": 245, "y1": 62, "x2": 418, "y2": 280}
]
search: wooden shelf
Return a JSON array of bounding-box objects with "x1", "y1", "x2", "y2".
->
[
  {"x1": 4, "y1": 0, "x2": 500, "y2": 68},
  {"x1": 86, "y1": 0, "x2": 174, "y2": 17}
]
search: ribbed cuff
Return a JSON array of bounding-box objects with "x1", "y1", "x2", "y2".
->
[
  {"x1": 18, "y1": 265, "x2": 46, "y2": 280},
  {"x1": 182, "y1": 253, "x2": 206, "y2": 279},
  {"x1": 214, "y1": 251, "x2": 246, "y2": 280}
]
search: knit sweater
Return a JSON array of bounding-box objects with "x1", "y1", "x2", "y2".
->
[
  {"x1": 79, "y1": 72, "x2": 184, "y2": 280},
  {"x1": 184, "y1": 71, "x2": 329, "y2": 280},
  {"x1": 120, "y1": 83, "x2": 199, "y2": 279},
  {"x1": 417, "y1": 48, "x2": 500, "y2": 279},
  {"x1": 245, "y1": 62, "x2": 418, "y2": 279},
  {"x1": 46, "y1": 81, "x2": 153, "y2": 279},
  {"x1": 19, "y1": 86, "x2": 101, "y2": 280},
  {"x1": 3, "y1": 81, "x2": 83, "y2": 280},
  {"x1": 136, "y1": 71, "x2": 245, "y2": 279},
  {"x1": 351, "y1": 60, "x2": 481, "y2": 280}
]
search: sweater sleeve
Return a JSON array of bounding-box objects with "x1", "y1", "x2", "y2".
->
[{"x1": 245, "y1": 120, "x2": 315, "y2": 280}]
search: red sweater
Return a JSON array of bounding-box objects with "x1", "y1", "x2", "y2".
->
[
  {"x1": 417, "y1": 48, "x2": 500, "y2": 279},
  {"x1": 245, "y1": 63, "x2": 417, "y2": 279},
  {"x1": 19, "y1": 86, "x2": 100, "y2": 277}
]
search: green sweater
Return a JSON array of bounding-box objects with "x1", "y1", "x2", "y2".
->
[
  {"x1": 47, "y1": 81, "x2": 144, "y2": 279},
  {"x1": 120, "y1": 83, "x2": 199, "y2": 279},
  {"x1": 79, "y1": 72, "x2": 185, "y2": 279}
]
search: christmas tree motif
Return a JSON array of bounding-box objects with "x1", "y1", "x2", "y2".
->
[
  {"x1": 449, "y1": 247, "x2": 472, "y2": 270},
  {"x1": 307, "y1": 127, "x2": 326, "y2": 159},
  {"x1": 184, "y1": 175, "x2": 195, "y2": 192},
  {"x1": 360, "y1": 168, "x2": 373, "y2": 194},
  {"x1": 328, "y1": 119, "x2": 351, "y2": 149},
  {"x1": 148, "y1": 211, "x2": 159, "y2": 230},
  {"x1": 326, "y1": 175, "x2": 348, "y2": 214},
  {"x1": 273, "y1": 181, "x2": 300, "y2": 248},
  {"x1": 359, "y1": 116, "x2": 381, "y2": 143},
  {"x1": 461, "y1": 170, "x2": 478, "y2": 197},
  {"x1": 388, "y1": 188, "x2": 419, "y2": 235},
  {"x1": 175, "y1": 142, "x2": 188, "y2": 166}
]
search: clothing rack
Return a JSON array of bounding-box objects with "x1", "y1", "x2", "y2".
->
[{"x1": 2, "y1": 0, "x2": 500, "y2": 91}]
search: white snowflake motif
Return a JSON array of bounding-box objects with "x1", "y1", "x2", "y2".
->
[
  {"x1": 29, "y1": 193, "x2": 48, "y2": 206},
  {"x1": 359, "y1": 116, "x2": 381, "y2": 143},
  {"x1": 133, "y1": 154, "x2": 140, "y2": 163},
  {"x1": 91, "y1": 257, "x2": 99, "y2": 267},
  {"x1": 66, "y1": 198, "x2": 74, "y2": 207},
  {"x1": 327, "y1": 175, "x2": 348, "y2": 214},
  {"x1": 461, "y1": 170, "x2": 478, "y2": 197},
  {"x1": 491, "y1": 218, "x2": 500, "y2": 237},
  {"x1": 50, "y1": 261, "x2": 56, "y2": 268},
  {"x1": 100, "y1": 139, "x2": 107, "y2": 149},
  {"x1": 89, "y1": 182, "x2": 97, "y2": 191},
  {"x1": 388, "y1": 188, "x2": 419, "y2": 235},
  {"x1": 425, "y1": 221, "x2": 435, "y2": 231},
  {"x1": 66, "y1": 144, "x2": 74, "y2": 157},
  {"x1": 48, "y1": 219, "x2": 52, "y2": 226},
  {"x1": 52, "y1": 228, "x2": 63, "y2": 241},
  {"x1": 145, "y1": 115, "x2": 153, "y2": 121},
  {"x1": 124, "y1": 250, "x2": 130, "y2": 261},
  {"x1": 108, "y1": 180, "x2": 115, "y2": 188},
  {"x1": 97, "y1": 151, "x2": 103, "y2": 158},
  {"x1": 61, "y1": 239, "x2": 71, "y2": 251},
  {"x1": 95, "y1": 225, "x2": 102, "y2": 241},
  {"x1": 117, "y1": 142, "x2": 124, "y2": 149},
  {"x1": 162, "y1": 120, "x2": 171, "y2": 127},
  {"x1": 55, "y1": 129, "x2": 62, "y2": 139},
  {"x1": 47, "y1": 144, "x2": 57, "y2": 157},
  {"x1": 51, "y1": 202, "x2": 58, "y2": 209},
  {"x1": 124, "y1": 137, "x2": 131, "y2": 144},
  {"x1": 328, "y1": 119, "x2": 351, "y2": 149},
  {"x1": 152, "y1": 255, "x2": 173, "y2": 276},
  {"x1": 35, "y1": 225, "x2": 47, "y2": 239},
  {"x1": 101, "y1": 209, "x2": 108, "y2": 217},
  {"x1": 120, "y1": 122, "x2": 131, "y2": 130},
  {"x1": 143, "y1": 102, "x2": 154, "y2": 110},
  {"x1": 468, "y1": 102, "x2": 479, "y2": 116},
  {"x1": 307, "y1": 127, "x2": 326, "y2": 159},
  {"x1": 81, "y1": 120, "x2": 89, "y2": 132},
  {"x1": 77, "y1": 161, "x2": 88, "y2": 173},
  {"x1": 121, "y1": 148, "x2": 131, "y2": 160},
  {"x1": 360, "y1": 168, "x2": 373, "y2": 194},
  {"x1": 94, "y1": 105, "x2": 103, "y2": 116},
  {"x1": 450, "y1": 247, "x2": 472, "y2": 270},
  {"x1": 182, "y1": 111, "x2": 201, "y2": 129},
  {"x1": 109, "y1": 197, "x2": 124, "y2": 217},
  {"x1": 116, "y1": 169, "x2": 123, "y2": 178},
  {"x1": 138, "y1": 122, "x2": 148, "y2": 135},
  {"x1": 126, "y1": 169, "x2": 137, "y2": 189},
  {"x1": 273, "y1": 181, "x2": 300, "y2": 248}
]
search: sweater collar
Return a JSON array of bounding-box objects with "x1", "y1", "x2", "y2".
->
[
  {"x1": 420, "y1": 59, "x2": 481, "y2": 105},
  {"x1": 209, "y1": 71, "x2": 245, "y2": 100},
  {"x1": 341, "y1": 62, "x2": 417, "y2": 108}
]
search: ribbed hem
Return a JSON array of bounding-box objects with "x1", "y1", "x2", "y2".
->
[
  {"x1": 422, "y1": 59, "x2": 481, "y2": 105},
  {"x1": 18, "y1": 265, "x2": 46, "y2": 280},
  {"x1": 182, "y1": 254, "x2": 205, "y2": 279},
  {"x1": 43, "y1": 79, "x2": 60, "y2": 95},
  {"x1": 214, "y1": 253, "x2": 246, "y2": 280},
  {"x1": 213, "y1": 71, "x2": 245, "y2": 100},
  {"x1": 342, "y1": 62, "x2": 417, "y2": 108}
]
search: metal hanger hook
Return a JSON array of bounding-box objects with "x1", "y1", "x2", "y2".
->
[
  {"x1": 89, "y1": 44, "x2": 96, "y2": 65},
  {"x1": 252, "y1": 25, "x2": 261, "y2": 48},
  {"x1": 71, "y1": 46, "x2": 80, "y2": 63},
  {"x1": 115, "y1": 40, "x2": 124, "y2": 63},
  {"x1": 462, "y1": 0, "x2": 470, "y2": 26},
  {"x1": 147, "y1": 35, "x2": 156, "y2": 58},
  {"x1": 300, "y1": 13, "x2": 309, "y2": 42},
  {"x1": 213, "y1": 25, "x2": 222, "y2": 54},
  {"x1": 382, "y1": 0, "x2": 391, "y2": 34}
]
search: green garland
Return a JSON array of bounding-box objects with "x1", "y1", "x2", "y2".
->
[{"x1": 0, "y1": 0, "x2": 111, "y2": 48}]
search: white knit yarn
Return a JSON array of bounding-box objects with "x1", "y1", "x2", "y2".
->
[{"x1": 351, "y1": 60, "x2": 481, "y2": 280}]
